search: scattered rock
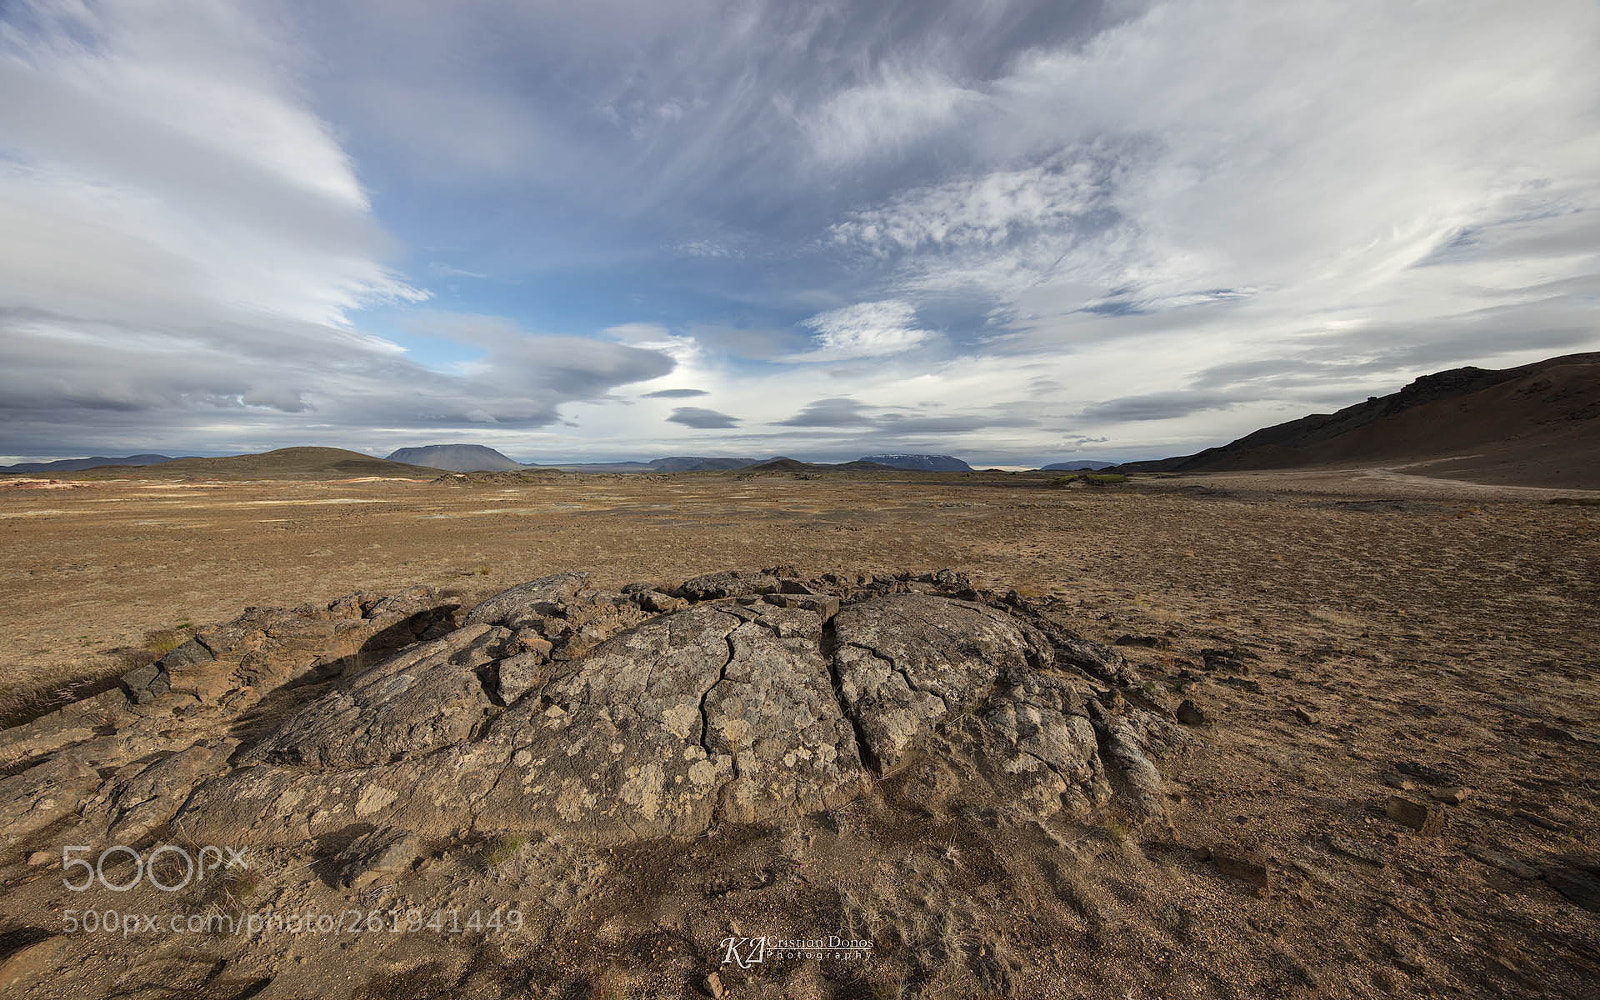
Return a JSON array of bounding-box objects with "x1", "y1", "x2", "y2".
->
[
  {"x1": 674, "y1": 570, "x2": 777, "y2": 601},
  {"x1": 1115, "y1": 634, "x2": 1168, "y2": 649},
  {"x1": 1385, "y1": 795, "x2": 1446, "y2": 836},
  {"x1": 1526, "y1": 721, "x2": 1600, "y2": 748},
  {"x1": 464, "y1": 571, "x2": 590, "y2": 627},
  {"x1": 1515, "y1": 809, "x2": 1569, "y2": 833},
  {"x1": 1467, "y1": 845, "x2": 1540, "y2": 880},
  {"x1": 1429, "y1": 786, "x2": 1470, "y2": 805},
  {"x1": 1325, "y1": 833, "x2": 1383, "y2": 867},
  {"x1": 634, "y1": 590, "x2": 688, "y2": 614},
  {"x1": 118, "y1": 660, "x2": 169, "y2": 704},
  {"x1": 1543, "y1": 865, "x2": 1600, "y2": 912},
  {"x1": 1396, "y1": 760, "x2": 1462, "y2": 786},
  {"x1": 0, "y1": 755, "x2": 103, "y2": 840},
  {"x1": 26, "y1": 851, "x2": 50, "y2": 867},
  {"x1": 1176, "y1": 699, "x2": 1209, "y2": 727},
  {"x1": 705, "y1": 971, "x2": 726, "y2": 998},
  {"x1": 337, "y1": 828, "x2": 420, "y2": 889},
  {"x1": 1213, "y1": 849, "x2": 1272, "y2": 891},
  {"x1": 1292, "y1": 707, "x2": 1318, "y2": 726},
  {"x1": 762, "y1": 592, "x2": 840, "y2": 620}
]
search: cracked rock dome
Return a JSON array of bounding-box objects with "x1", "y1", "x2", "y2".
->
[{"x1": 167, "y1": 570, "x2": 1173, "y2": 848}]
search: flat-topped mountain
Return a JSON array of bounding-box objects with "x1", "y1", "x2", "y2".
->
[
  {"x1": 857, "y1": 454, "x2": 973, "y2": 472},
  {"x1": 1118, "y1": 352, "x2": 1600, "y2": 488},
  {"x1": 385, "y1": 444, "x2": 524, "y2": 472}
]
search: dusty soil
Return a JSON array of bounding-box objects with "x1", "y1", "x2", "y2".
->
[{"x1": 0, "y1": 467, "x2": 1596, "y2": 998}]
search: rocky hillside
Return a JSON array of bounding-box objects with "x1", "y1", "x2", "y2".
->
[{"x1": 1119, "y1": 352, "x2": 1600, "y2": 487}]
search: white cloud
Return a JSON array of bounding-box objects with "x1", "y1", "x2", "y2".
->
[
  {"x1": 804, "y1": 63, "x2": 979, "y2": 164},
  {"x1": 0, "y1": 0, "x2": 423, "y2": 329},
  {"x1": 796, "y1": 300, "x2": 932, "y2": 359},
  {"x1": 828, "y1": 153, "x2": 1110, "y2": 254}
]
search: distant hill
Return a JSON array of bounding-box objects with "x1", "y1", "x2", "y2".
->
[
  {"x1": 1116, "y1": 352, "x2": 1600, "y2": 488},
  {"x1": 744, "y1": 457, "x2": 814, "y2": 472},
  {"x1": 1042, "y1": 460, "x2": 1117, "y2": 471},
  {"x1": 647, "y1": 456, "x2": 764, "y2": 472},
  {"x1": 742, "y1": 457, "x2": 903, "y2": 473},
  {"x1": 386, "y1": 444, "x2": 524, "y2": 472},
  {"x1": 0, "y1": 454, "x2": 181, "y2": 475},
  {"x1": 538, "y1": 456, "x2": 767, "y2": 473},
  {"x1": 856, "y1": 454, "x2": 972, "y2": 472},
  {"x1": 68, "y1": 447, "x2": 439, "y2": 480}
]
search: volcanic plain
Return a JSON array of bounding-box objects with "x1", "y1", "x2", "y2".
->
[{"x1": 0, "y1": 465, "x2": 1595, "y2": 999}]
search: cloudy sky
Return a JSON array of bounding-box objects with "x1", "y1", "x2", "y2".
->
[{"x1": 3, "y1": 0, "x2": 1597, "y2": 466}]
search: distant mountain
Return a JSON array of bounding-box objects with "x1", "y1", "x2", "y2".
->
[
  {"x1": 856, "y1": 454, "x2": 973, "y2": 472},
  {"x1": 1115, "y1": 352, "x2": 1600, "y2": 489},
  {"x1": 67, "y1": 447, "x2": 439, "y2": 480},
  {"x1": 538, "y1": 456, "x2": 767, "y2": 473},
  {"x1": 744, "y1": 457, "x2": 813, "y2": 472},
  {"x1": 0, "y1": 454, "x2": 179, "y2": 475},
  {"x1": 386, "y1": 444, "x2": 523, "y2": 472},
  {"x1": 647, "y1": 456, "x2": 764, "y2": 472},
  {"x1": 1042, "y1": 460, "x2": 1118, "y2": 471}
]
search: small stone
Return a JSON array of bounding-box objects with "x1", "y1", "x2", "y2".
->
[
  {"x1": 1114, "y1": 634, "x2": 1167, "y2": 649},
  {"x1": 1325, "y1": 834, "x2": 1383, "y2": 867},
  {"x1": 26, "y1": 851, "x2": 50, "y2": 867},
  {"x1": 1292, "y1": 707, "x2": 1318, "y2": 725},
  {"x1": 1385, "y1": 795, "x2": 1446, "y2": 836},
  {"x1": 337, "y1": 828, "x2": 420, "y2": 889},
  {"x1": 1212, "y1": 849, "x2": 1271, "y2": 890},
  {"x1": 1467, "y1": 845, "x2": 1539, "y2": 880},
  {"x1": 705, "y1": 971, "x2": 726, "y2": 998},
  {"x1": 1396, "y1": 760, "x2": 1461, "y2": 786},
  {"x1": 1430, "y1": 786, "x2": 1469, "y2": 805},
  {"x1": 635, "y1": 590, "x2": 688, "y2": 614},
  {"x1": 1176, "y1": 699, "x2": 1208, "y2": 726},
  {"x1": 762, "y1": 593, "x2": 841, "y2": 620},
  {"x1": 1515, "y1": 809, "x2": 1568, "y2": 833},
  {"x1": 1544, "y1": 866, "x2": 1600, "y2": 912}
]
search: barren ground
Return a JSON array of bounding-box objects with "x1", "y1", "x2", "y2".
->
[{"x1": 0, "y1": 467, "x2": 1596, "y2": 998}]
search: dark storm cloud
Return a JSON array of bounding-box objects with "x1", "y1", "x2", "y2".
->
[{"x1": 667, "y1": 406, "x2": 741, "y2": 429}]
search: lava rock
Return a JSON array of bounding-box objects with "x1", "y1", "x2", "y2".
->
[{"x1": 1385, "y1": 795, "x2": 1446, "y2": 835}]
